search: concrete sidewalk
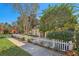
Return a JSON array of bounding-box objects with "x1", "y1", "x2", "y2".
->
[
  {"x1": 8, "y1": 38, "x2": 64, "y2": 56},
  {"x1": 8, "y1": 38, "x2": 26, "y2": 46}
]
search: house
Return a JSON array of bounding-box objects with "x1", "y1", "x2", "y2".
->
[
  {"x1": 11, "y1": 26, "x2": 18, "y2": 34},
  {"x1": 11, "y1": 29, "x2": 17, "y2": 34},
  {"x1": 31, "y1": 25, "x2": 40, "y2": 37}
]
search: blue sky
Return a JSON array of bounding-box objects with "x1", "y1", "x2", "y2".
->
[
  {"x1": 0, "y1": 3, "x2": 51, "y2": 24},
  {"x1": 0, "y1": 3, "x2": 79, "y2": 24},
  {"x1": 0, "y1": 3, "x2": 19, "y2": 24}
]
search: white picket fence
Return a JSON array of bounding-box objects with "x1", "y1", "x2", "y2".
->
[
  {"x1": 32, "y1": 37, "x2": 73, "y2": 51},
  {"x1": 11, "y1": 34, "x2": 73, "y2": 51}
]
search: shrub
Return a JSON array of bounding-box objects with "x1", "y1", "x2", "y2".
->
[
  {"x1": 3, "y1": 29, "x2": 10, "y2": 34},
  {"x1": 21, "y1": 37, "x2": 25, "y2": 41},
  {"x1": 74, "y1": 48, "x2": 79, "y2": 51},
  {"x1": 46, "y1": 31, "x2": 74, "y2": 41},
  {"x1": 75, "y1": 32, "x2": 79, "y2": 46}
]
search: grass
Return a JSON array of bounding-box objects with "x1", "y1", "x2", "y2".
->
[{"x1": 0, "y1": 37, "x2": 31, "y2": 56}]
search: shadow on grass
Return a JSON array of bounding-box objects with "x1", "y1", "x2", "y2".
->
[
  {"x1": 0, "y1": 34, "x2": 11, "y2": 38},
  {"x1": 0, "y1": 46, "x2": 31, "y2": 56},
  {"x1": 0, "y1": 37, "x2": 6, "y2": 39}
]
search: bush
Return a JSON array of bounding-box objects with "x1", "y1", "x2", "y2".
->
[
  {"x1": 3, "y1": 29, "x2": 10, "y2": 34},
  {"x1": 75, "y1": 32, "x2": 79, "y2": 48},
  {"x1": 21, "y1": 37, "x2": 25, "y2": 41},
  {"x1": 46, "y1": 31, "x2": 74, "y2": 41},
  {"x1": 73, "y1": 48, "x2": 79, "y2": 55},
  {"x1": 74, "y1": 48, "x2": 79, "y2": 51},
  {"x1": 0, "y1": 34, "x2": 10, "y2": 38}
]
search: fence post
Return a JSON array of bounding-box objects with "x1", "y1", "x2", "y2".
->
[
  {"x1": 52, "y1": 39, "x2": 55, "y2": 48},
  {"x1": 69, "y1": 41, "x2": 73, "y2": 50},
  {"x1": 65, "y1": 42, "x2": 67, "y2": 51},
  {"x1": 58, "y1": 40, "x2": 59, "y2": 49}
]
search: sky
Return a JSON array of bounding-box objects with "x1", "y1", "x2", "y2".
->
[
  {"x1": 0, "y1": 3, "x2": 51, "y2": 24},
  {"x1": 0, "y1": 3, "x2": 79, "y2": 24}
]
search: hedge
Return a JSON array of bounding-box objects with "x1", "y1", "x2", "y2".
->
[{"x1": 46, "y1": 31, "x2": 74, "y2": 41}]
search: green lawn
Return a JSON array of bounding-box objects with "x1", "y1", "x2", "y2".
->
[{"x1": 0, "y1": 37, "x2": 31, "y2": 56}]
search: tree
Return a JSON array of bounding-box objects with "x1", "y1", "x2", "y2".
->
[
  {"x1": 16, "y1": 16, "x2": 25, "y2": 33},
  {"x1": 40, "y1": 4, "x2": 79, "y2": 49},
  {"x1": 39, "y1": 4, "x2": 78, "y2": 37},
  {"x1": 13, "y1": 3, "x2": 39, "y2": 34},
  {"x1": 3, "y1": 23, "x2": 12, "y2": 34}
]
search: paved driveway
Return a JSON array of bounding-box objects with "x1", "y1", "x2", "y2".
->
[
  {"x1": 8, "y1": 38, "x2": 64, "y2": 56},
  {"x1": 21, "y1": 43, "x2": 64, "y2": 56}
]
